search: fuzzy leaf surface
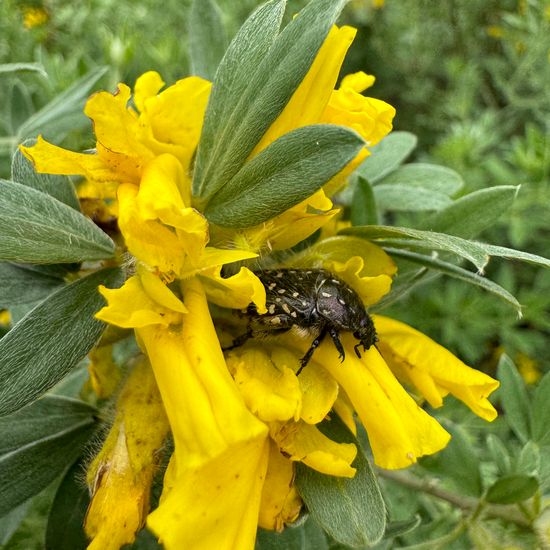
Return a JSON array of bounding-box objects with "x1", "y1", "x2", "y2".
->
[
  {"x1": 0, "y1": 268, "x2": 123, "y2": 416},
  {"x1": 0, "y1": 179, "x2": 114, "y2": 264}
]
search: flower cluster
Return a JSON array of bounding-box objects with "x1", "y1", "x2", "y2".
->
[{"x1": 22, "y1": 22, "x2": 499, "y2": 550}]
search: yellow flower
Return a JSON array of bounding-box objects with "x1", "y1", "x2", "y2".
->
[
  {"x1": 22, "y1": 6, "x2": 48, "y2": 29},
  {"x1": 373, "y1": 316, "x2": 500, "y2": 421},
  {"x1": 20, "y1": 72, "x2": 211, "y2": 187}
]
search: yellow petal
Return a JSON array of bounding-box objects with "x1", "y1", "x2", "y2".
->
[
  {"x1": 340, "y1": 71, "x2": 376, "y2": 93},
  {"x1": 332, "y1": 389, "x2": 357, "y2": 436},
  {"x1": 280, "y1": 332, "x2": 451, "y2": 470},
  {"x1": 117, "y1": 183, "x2": 185, "y2": 274},
  {"x1": 373, "y1": 315, "x2": 500, "y2": 421},
  {"x1": 258, "y1": 441, "x2": 302, "y2": 531},
  {"x1": 139, "y1": 268, "x2": 186, "y2": 313},
  {"x1": 270, "y1": 420, "x2": 357, "y2": 478},
  {"x1": 321, "y1": 86, "x2": 395, "y2": 148},
  {"x1": 96, "y1": 274, "x2": 184, "y2": 328},
  {"x1": 200, "y1": 266, "x2": 267, "y2": 313},
  {"x1": 139, "y1": 76, "x2": 211, "y2": 171},
  {"x1": 180, "y1": 247, "x2": 258, "y2": 279},
  {"x1": 20, "y1": 136, "x2": 120, "y2": 182},
  {"x1": 226, "y1": 347, "x2": 302, "y2": 422},
  {"x1": 85, "y1": 358, "x2": 169, "y2": 550},
  {"x1": 134, "y1": 71, "x2": 165, "y2": 113},
  {"x1": 251, "y1": 25, "x2": 357, "y2": 157},
  {"x1": 140, "y1": 279, "x2": 269, "y2": 550}
]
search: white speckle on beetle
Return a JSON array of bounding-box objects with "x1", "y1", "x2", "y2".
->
[
  {"x1": 275, "y1": 297, "x2": 282, "y2": 303},
  {"x1": 302, "y1": 300, "x2": 308, "y2": 306},
  {"x1": 331, "y1": 279, "x2": 340, "y2": 284},
  {"x1": 292, "y1": 292, "x2": 299, "y2": 298},
  {"x1": 277, "y1": 288, "x2": 286, "y2": 294},
  {"x1": 337, "y1": 297, "x2": 346, "y2": 305},
  {"x1": 268, "y1": 304, "x2": 276, "y2": 314},
  {"x1": 321, "y1": 309, "x2": 331, "y2": 315},
  {"x1": 321, "y1": 292, "x2": 332, "y2": 298},
  {"x1": 276, "y1": 272, "x2": 284, "y2": 278},
  {"x1": 291, "y1": 311, "x2": 297, "y2": 318},
  {"x1": 268, "y1": 282, "x2": 276, "y2": 290},
  {"x1": 282, "y1": 303, "x2": 291, "y2": 314}
]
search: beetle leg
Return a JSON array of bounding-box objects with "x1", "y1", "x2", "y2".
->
[
  {"x1": 224, "y1": 327, "x2": 253, "y2": 351},
  {"x1": 328, "y1": 327, "x2": 346, "y2": 362},
  {"x1": 354, "y1": 343, "x2": 362, "y2": 358},
  {"x1": 298, "y1": 327, "x2": 328, "y2": 375}
]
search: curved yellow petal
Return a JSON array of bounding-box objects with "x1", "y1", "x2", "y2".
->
[
  {"x1": 258, "y1": 441, "x2": 302, "y2": 531},
  {"x1": 270, "y1": 421, "x2": 357, "y2": 478},
  {"x1": 226, "y1": 347, "x2": 302, "y2": 423},
  {"x1": 279, "y1": 332, "x2": 451, "y2": 470},
  {"x1": 180, "y1": 247, "x2": 258, "y2": 279},
  {"x1": 117, "y1": 183, "x2": 185, "y2": 274},
  {"x1": 340, "y1": 71, "x2": 376, "y2": 93},
  {"x1": 139, "y1": 76, "x2": 211, "y2": 171},
  {"x1": 141, "y1": 279, "x2": 269, "y2": 550},
  {"x1": 200, "y1": 266, "x2": 267, "y2": 313},
  {"x1": 96, "y1": 275, "x2": 184, "y2": 328},
  {"x1": 134, "y1": 71, "x2": 165, "y2": 113},
  {"x1": 139, "y1": 268, "x2": 186, "y2": 313},
  {"x1": 251, "y1": 25, "x2": 357, "y2": 157},
  {"x1": 373, "y1": 315, "x2": 500, "y2": 421},
  {"x1": 20, "y1": 136, "x2": 119, "y2": 182}
]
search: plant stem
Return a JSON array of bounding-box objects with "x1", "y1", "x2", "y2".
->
[{"x1": 377, "y1": 469, "x2": 531, "y2": 528}]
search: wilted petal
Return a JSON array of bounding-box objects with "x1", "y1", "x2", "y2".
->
[
  {"x1": 85, "y1": 359, "x2": 169, "y2": 549},
  {"x1": 258, "y1": 441, "x2": 302, "y2": 531},
  {"x1": 374, "y1": 315, "x2": 500, "y2": 421}
]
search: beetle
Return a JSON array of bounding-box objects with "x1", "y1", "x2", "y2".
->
[{"x1": 227, "y1": 268, "x2": 378, "y2": 374}]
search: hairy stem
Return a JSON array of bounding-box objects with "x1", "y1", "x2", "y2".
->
[{"x1": 377, "y1": 469, "x2": 531, "y2": 528}]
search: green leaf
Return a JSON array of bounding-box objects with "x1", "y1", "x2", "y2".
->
[
  {"x1": 479, "y1": 243, "x2": 550, "y2": 269},
  {"x1": 384, "y1": 515, "x2": 422, "y2": 539},
  {"x1": 0, "y1": 179, "x2": 114, "y2": 264},
  {"x1": 496, "y1": 354, "x2": 532, "y2": 443},
  {"x1": 356, "y1": 131, "x2": 417, "y2": 184},
  {"x1": 532, "y1": 372, "x2": 550, "y2": 446},
  {"x1": 0, "y1": 396, "x2": 96, "y2": 516},
  {"x1": 193, "y1": 0, "x2": 349, "y2": 199},
  {"x1": 296, "y1": 416, "x2": 386, "y2": 548},
  {"x1": 45, "y1": 460, "x2": 90, "y2": 550},
  {"x1": 204, "y1": 125, "x2": 364, "y2": 227},
  {"x1": 374, "y1": 185, "x2": 453, "y2": 212},
  {"x1": 0, "y1": 267, "x2": 123, "y2": 416},
  {"x1": 0, "y1": 500, "x2": 31, "y2": 545},
  {"x1": 486, "y1": 434, "x2": 511, "y2": 476},
  {"x1": 0, "y1": 262, "x2": 65, "y2": 308},
  {"x1": 16, "y1": 66, "x2": 108, "y2": 140},
  {"x1": 256, "y1": 518, "x2": 328, "y2": 550},
  {"x1": 341, "y1": 225, "x2": 490, "y2": 272},
  {"x1": 189, "y1": 0, "x2": 227, "y2": 81},
  {"x1": 485, "y1": 475, "x2": 538, "y2": 504},
  {"x1": 516, "y1": 442, "x2": 540, "y2": 477},
  {"x1": 422, "y1": 186, "x2": 519, "y2": 239},
  {"x1": 12, "y1": 141, "x2": 80, "y2": 210},
  {"x1": 382, "y1": 248, "x2": 522, "y2": 314},
  {"x1": 193, "y1": 0, "x2": 286, "y2": 198},
  {"x1": 378, "y1": 163, "x2": 463, "y2": 193},
  {"x1": 351, "y1": 176, "x2": 379, "y2": 225},
  {"x1": 0, "y1": 63, "x2": 47, "y2": 77}
]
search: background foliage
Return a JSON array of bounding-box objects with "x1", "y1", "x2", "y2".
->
[{"x1": 1, "y1": 0, "x2": 549, "y2": 548}]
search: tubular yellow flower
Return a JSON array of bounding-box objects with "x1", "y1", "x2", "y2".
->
[
  {"x1": 373, "y1": 315, "x2": 500, "y2": 421},
  {"x1": 85, "y1": 358, "x2": 170, "y2": 550},
  {"x1": 138, "y1": 279, "x2": 269, "y2": 550}
]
